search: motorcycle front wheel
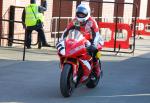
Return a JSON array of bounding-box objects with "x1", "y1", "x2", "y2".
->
[{"x1": 60, "y1": 64, "x2": 74, "y2": 97}]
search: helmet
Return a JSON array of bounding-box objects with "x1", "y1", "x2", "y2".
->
[{"x1": 76, "y1": 4, "x2": 91, "y2": 22}]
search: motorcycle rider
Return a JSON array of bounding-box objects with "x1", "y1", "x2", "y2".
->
[{"x1": 57, "y1": 3, "x2": 104, "y2": 78}]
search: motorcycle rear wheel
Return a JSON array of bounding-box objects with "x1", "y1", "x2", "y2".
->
[{"x1": 60, "y1": 64, "x2": 74, "y2": 97}]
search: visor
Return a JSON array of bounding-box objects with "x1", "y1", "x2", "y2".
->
[{"x1": 76, "y1": 12, "x2": 87, "y2": 18}]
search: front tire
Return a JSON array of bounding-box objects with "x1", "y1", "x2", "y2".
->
[{"x1": 60, "y1": 64, "x2": 74, "y2": 97}]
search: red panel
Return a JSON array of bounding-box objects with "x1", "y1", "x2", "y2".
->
[
  {"x1": 99, "y1": 22, "x2": 132, "y2": 49},
  {"x1": 136, "y1": 19, "x2": 150, "y2": 36}
]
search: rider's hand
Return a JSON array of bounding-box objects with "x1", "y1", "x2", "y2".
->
[
  {"x1": 56, "y1": 40, "x2": 65, "y2": 55},
  {"x1": 56, "y1": 41, "x2": 63, "y2": 50},
  {"x1": 88, "y1": 44, "x2": 97, "y2": 52},
  {"x1": 87, "y1": 44, "x2": 97, "y2": 57},
  {"x1": 85, "y1": 40, "x2": 91, "y2": 47}
]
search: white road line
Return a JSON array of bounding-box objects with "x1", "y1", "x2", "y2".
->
[{"x1": 84, "y1": 93, "x2": 150, "y2": 98}]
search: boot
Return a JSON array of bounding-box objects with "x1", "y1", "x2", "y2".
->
[
  {"x1": 80, "y1": 62, "x2": 91, "y2": 83},
  {"x1": 93, "y1": 60, "x2": 101, "y2": 77},
  {"x1": 26, "y1": 46, "x2": 31, "y2": 49}
]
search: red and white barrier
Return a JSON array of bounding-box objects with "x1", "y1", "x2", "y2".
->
[
  {"x1": 99, "y1": 22, "x2": 132, "y2": 49},
  {"x1": 136, "y1": 19, "x2": 150, "y2": 36}
]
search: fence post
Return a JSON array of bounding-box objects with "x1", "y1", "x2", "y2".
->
[
  {"x1": 0, "y1": 20, "x2": 2, "y2": 46},
  {"x1": 8, "y1": 5, "x2": 15, "y2": 46}
]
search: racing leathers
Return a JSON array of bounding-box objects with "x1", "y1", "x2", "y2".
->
[{"x1": 60, "y1": 17, "x2": 104, "y2": 47}]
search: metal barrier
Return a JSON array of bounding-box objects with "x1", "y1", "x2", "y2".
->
[
  {"x1": 51, "y1": 16, "x2": 136, "y2": 53},
  {"x1": 0, "y1": 2, "x2": 139, "y2": 60},
  {"x1": 0, "y1": 5, "x2": 48, "y2": 61},
  {"x1": 0, "y1": 6, "x2": 28, "y2": 61},
  {"x1": 99, "y1": 22, "x2": 133, "y2": 53},
  {"x1": 51, "y1": 17, "x2": 134, "y2": 40},
  {"x1": 0, "y1": 18, "x2": 26, "y2": 61},
  {"x1": 50, "y1": 17, "x2": 73, "y2": 46}
]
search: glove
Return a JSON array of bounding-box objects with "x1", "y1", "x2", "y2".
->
[
  {"x1": 86, "y1": 44, "x2": 97, "y2": 57},
  {"x1": 56, "y1": 40, "x2": 65, "y2": 55},
  {"x1": 85, "y1": 40, "x2": 91, "y2": 47},
  {"x1": 88, "y1": 44, "x2": 97, "y2": 52},
  {"x1": 56, "y1": 41, "x2": 63, "y2": 50}
]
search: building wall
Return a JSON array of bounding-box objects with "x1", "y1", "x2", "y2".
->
[
  {"x1": 132, "y1": 0, "x2": 141, "y2": 17},
  {"x1": 147, "y1": 0, "x2": 150, "y2": 18},
  {"x1": 1, "y1": 0, "x2": 150, "y2": 29},
  {"x1": 1, "y1": 0, "x2": 150, "y2": 25},
  {"x1": 102, "y1": 0, "x2": 115, "y2": 22},
  {"x1": 123, "y1": 0, "x2": 133, "y2": 23},
  {"x1": 52, "y1": 0, "x2": 73, "y2": 32},
  {"x1": 72, "y1": 1, "x2": 77, "y2": 17},
  {"x1": 90, "y1": 1, "x2": 103, "y2": 21},
  {"x1": 114, "y1": 0, "x2": 125, "y2": 17},
  {"x1": 139, "y1": 0, "x2": 148, "y2": 19},
  {"x1": 0, "y1": 0, "x2": 2, "y2": 19},
  {"x1": 0, "y1": 0, "x2": 150, "y2": 46}
]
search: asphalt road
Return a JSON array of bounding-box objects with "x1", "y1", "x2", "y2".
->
[
  {"x1": 0, "y1": 37, "x2": 150, "y2": 103},
  {"x1": 0, "y1": 52, "x2": 150, "y2": 103}
]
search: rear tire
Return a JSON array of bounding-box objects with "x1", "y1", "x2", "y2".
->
[
  {"x1": 60, "y1": 64, "x2": 74, "y2": 97},
  {"x1": 86, "y1": 60, "x2": 101, "y2": 88}
]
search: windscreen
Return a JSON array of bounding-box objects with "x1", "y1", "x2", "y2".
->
[{"x1": 66, "y1": 29, "x2": 84, "y2": 42}]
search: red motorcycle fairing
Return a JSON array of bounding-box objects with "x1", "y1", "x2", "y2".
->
[
  {"x1": 78, "y1": 59, "x2": 93, "y2": 82},
  {"x1": 59, "y1": 29, "x2": 102, "y2": 97},
  {"x1": 65, "y1": 39, "x2": 87, "y2": 57},
  {"x1": 59, "y1": 36, "x2": 93, "y2": 83},
  {"x1": 58, "y1": 54, "x2": 79, "y2": 81},
  {"x1": 59, "y1": 54, "x2": 92, "y2": 83}
]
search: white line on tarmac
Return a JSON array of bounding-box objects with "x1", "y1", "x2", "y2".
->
[{"x1": 84, "y1": 93, "x2": 150, "y2": 98}]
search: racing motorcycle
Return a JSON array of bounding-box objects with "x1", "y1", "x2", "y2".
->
[{"x1": 57, "y1": 29, "x2": 102, "y2": 97}]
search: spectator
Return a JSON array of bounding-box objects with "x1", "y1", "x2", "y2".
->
[{"x1": 22, "y1": 0, "x2": 50, "y2": 49}]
